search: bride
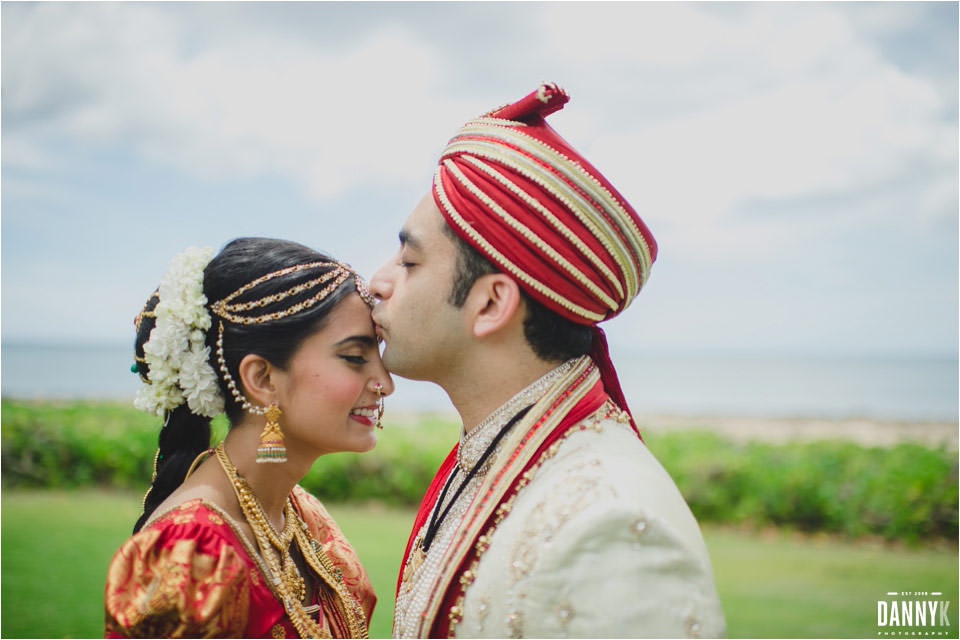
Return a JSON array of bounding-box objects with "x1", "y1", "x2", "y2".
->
[{"x1": 105, "y1": 237, "x2": 394, "y2": 638}]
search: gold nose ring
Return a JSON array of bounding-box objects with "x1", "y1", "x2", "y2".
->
[{"x1": 374, "y1": 382, "x2": 385, "y2": 429}]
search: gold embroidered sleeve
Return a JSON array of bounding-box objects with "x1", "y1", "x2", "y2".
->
[{"x1": 104, "y1": 525, "x2": 251, "y2": 638}]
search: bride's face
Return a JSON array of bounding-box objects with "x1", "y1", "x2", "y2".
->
[{"x1": 271, "y1": 293, "x2": 394, "y2": 457}]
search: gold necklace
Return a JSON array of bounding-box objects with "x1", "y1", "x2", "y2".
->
[{"x1": 214, "y1": 443, "x2": 368, "y2": 638}]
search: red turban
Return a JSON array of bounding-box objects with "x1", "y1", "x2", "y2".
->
[{"x1": 432, "y1": 82, "x2": 658, "y2": 435}]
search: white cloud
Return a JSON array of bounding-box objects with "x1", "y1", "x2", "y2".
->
[
  {"x1": 3, "y1": 3, "x2": 474, "y2": 200},
  {"x1": 531, "y1": 3, "x2": 954, "y2": 260},
  {"x1": 2, "y1": 2, "x2": 955, "y2": 355},
  {"x1": 0, "y1": 136, "x2": 60, "y2": 172},
  {"x1": 5, "y1": 2, "x2": 952, "y2": 224}
]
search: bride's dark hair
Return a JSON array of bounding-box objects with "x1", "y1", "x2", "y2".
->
[{"x1": 132, "y1": 237, "x2": 358, "y2": 532}]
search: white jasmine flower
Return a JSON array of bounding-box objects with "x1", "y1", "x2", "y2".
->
[{"x1": 134, "y1": 246, "x2": 224, "y2": 419}]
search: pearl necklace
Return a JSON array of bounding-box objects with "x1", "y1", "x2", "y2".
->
[{"x1": 214, "y1": 443, "x2": 368, "y2": 638}]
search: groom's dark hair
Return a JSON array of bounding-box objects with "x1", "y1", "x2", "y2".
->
[{"x1": 443, "y1": 224, "x2": 592, "y2": 363}]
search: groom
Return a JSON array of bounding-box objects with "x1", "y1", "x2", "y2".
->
[{"x1": 369, "y1": 83, "x2": 725, "y2": 638}]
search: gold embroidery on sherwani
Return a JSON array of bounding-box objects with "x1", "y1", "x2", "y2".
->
[
  {"x1": 502, "y1": 454, "x2": 614, "y2": 636},
  {"x1": 395, "y1": 357, "x2": 601, "y2": 638},
  {"x1": 449, "y1": 399, "x2": 623, "y2": 638},
  {"x1": 393, "y1": 359, "x2": 584, "y2": 638}
]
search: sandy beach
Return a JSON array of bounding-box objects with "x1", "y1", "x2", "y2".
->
[
  {"x1": 634, "y1": 414, "x2": 959, "y2": 450},
  {"x1": 390, "y1": 410, "x2": 958, "y2": 450}
]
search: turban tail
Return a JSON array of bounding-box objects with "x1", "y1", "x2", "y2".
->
[{"x1": 433, "y1": 83, "x2": 658, "y2": 437}]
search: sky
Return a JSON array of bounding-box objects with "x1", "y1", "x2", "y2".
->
[{"x1": 3, "y1": 1, "x2": 958, "y2": 359}]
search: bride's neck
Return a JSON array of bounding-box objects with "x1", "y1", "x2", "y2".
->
[{"x1": 222, "y1": 425, "x2": 309, "y2": 530}]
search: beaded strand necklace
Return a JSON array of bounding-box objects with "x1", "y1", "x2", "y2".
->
[{"x1": 214, "y1": 443, "x2": 368, "y2": 639}]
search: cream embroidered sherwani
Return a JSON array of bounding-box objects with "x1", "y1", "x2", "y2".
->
[{"x1": 394, "y1": 358, "x2": 725, "y2": 638}]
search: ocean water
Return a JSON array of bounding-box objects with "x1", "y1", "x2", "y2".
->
[
  {"x1": 1, "y1": 343, "x2": 956, "y2": 422},
  {"x1": 615, "y1": 352, "x2": 958, "y2": 421}
]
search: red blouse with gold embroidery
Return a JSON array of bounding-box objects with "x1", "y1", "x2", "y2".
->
[{"x1": 104, "y1": 486, "x2": 375, "y2": 638}]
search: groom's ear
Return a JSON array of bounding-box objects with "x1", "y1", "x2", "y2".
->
[{"x1": 467, "y1": 273, "x2": 523, "y2": 338}]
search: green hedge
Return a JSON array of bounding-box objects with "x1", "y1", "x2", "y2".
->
[
  {"x1": 2, "y1": 400, "x2": 956, "y2": 541},
  {"x1": 2, "y1": 401, "x2": 165, "y2": 488},
  {"x1": 646, "y1": 430, "x2": 958, "y2": 542},
  {"x1": 0, "y1": 400, "x2": 453, "y2": 501}
]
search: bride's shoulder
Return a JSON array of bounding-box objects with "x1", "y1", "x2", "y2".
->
[
  {"x1": 124, "y1": 498, "x2": 242, "y2": 555},
  {"x1": 141, "y1": 462, "x2": 239, "y2": 530},
  {"x1": 144, "y1": 497, "x2": 224, "y2": 529}
]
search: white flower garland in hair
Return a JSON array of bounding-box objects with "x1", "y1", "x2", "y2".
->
[{"x1": 134, "y1": 246, "x2": 225, "y2": 418}]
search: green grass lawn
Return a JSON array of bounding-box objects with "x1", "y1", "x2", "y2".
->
[
  {"x1": 707, "y1": 527, "x2": 958, "y2": 638},
  {"x1": 2, "y1": 490, "x2": 957, "y2": 638}
]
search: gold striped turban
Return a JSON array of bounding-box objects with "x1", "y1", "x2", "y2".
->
[{"x1": 432, "y1": 83, "x2": 658, "y2": 434}]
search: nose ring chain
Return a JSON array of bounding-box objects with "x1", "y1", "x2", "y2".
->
[{"x1": 374, "y1": 383, "x2": 385, "y2": 429}]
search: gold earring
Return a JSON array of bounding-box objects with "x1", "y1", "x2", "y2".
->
[
  {"x1": 374, "y1": 383, "x2": 385, "y2": 430},
  {"x1": 256, "y1": 404, "x2": 287, "y2": 463}
]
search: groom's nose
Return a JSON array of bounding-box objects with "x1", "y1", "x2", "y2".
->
[{"x1": 368, "y1": 263, "x2": 394, "y2": 301}]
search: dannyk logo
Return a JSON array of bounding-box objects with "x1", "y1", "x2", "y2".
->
[{"x1": 877, "y1": 592, "x2": 952, "y2": 636}]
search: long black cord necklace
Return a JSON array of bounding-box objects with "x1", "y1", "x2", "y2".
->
[{"x1": 421, "y1": 405, "x2": 533, "y2": 553}]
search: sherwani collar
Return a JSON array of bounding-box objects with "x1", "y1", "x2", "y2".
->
[{"x1": 457, "y1": 359, "x2": 577, "y2": 473}]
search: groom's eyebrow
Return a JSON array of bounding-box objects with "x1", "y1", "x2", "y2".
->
[{"x1": 398, "y1": 229, "x2": 422, "y2": 251}]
